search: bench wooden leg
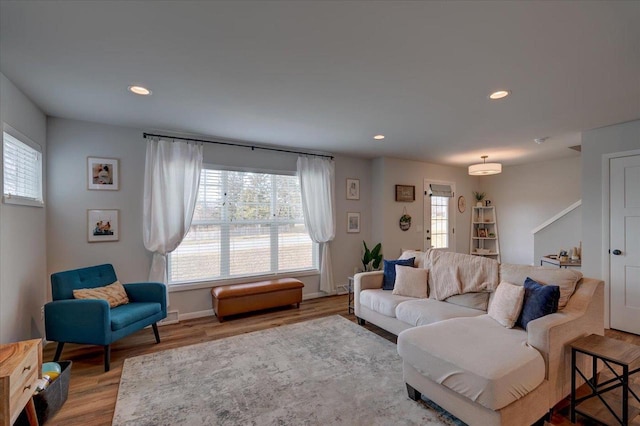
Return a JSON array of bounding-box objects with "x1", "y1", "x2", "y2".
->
[
  {"x1": 406, "y1": 383, "x2": 421, "y2": 401},
  {"x1": 296, "y1": 302, "x2": 300, "y2": 309}
]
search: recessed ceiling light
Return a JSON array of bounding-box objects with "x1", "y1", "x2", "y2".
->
[
  {"x1": 373, "y1": 135, "x2": 385, "y2": 140},
  {"x1": 488, "y1": 90, "x2": 510, "y2": 100},
  {"x1": 128, "y1": 85, "x2": 152, "y2": 96}
]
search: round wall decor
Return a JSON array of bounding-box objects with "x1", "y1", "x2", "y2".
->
[{"x1": 457, "y1": 195, "x2": 466, "y2": 213}]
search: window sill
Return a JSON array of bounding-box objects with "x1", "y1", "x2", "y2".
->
[
  {"x1": 2, "y1": 195, "x2": 44, "y2": 208},
  {"x1": 168, "y1": 269, "x2": 320, "y2": 293}
]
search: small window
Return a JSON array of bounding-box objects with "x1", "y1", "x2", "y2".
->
[{"x1": 3, "y1": 126, "x2": 43, "y2": 207}]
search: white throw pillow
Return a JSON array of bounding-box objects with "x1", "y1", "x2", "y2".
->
[
  {"x1": 392, "y1": 265, "x2": 428, "y2": 298},
  {"x1": 488, "y1": 281, "x2": 525, "y2": 328}
]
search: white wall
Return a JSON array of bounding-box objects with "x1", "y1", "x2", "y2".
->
[
  {"x1": 533, "y1": 206, "x2": 582, "y2": 266},
  {"x1": 479, "y1": 156, "x2": 581, "y2": 265},
  {"x1": 581, "y1": 119, "x2": 640, "y2": 328},
  {"x1": 371, "y1": 157, "x2": 476, "y2": 259},
  {"x1": 0, "y1": 73, "x2": 48, "y2": 343},
  {"x1": 46, "y1": 117, "x2": 371, "y2": 318}
]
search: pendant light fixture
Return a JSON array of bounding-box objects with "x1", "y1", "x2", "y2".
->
[{"x1": 468, "y1": 155, "x2": 502, "y2": 176}]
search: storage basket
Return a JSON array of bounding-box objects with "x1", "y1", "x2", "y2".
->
[{"x1": 16, "y1": 360, "x2": 72, "y2": 425}]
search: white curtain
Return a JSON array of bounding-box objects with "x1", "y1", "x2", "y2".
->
[
  {"x1": 143, "y1": 138, "x2": 203, "y2": 286},
  {"x1": 297, "y1": 156, "x2": 336, "y2": 293}
]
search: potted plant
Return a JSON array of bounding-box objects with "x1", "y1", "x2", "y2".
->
[
  {"x1": 473, "y1": 191, "x2": 486, "y2": 207},
  {"x1": 362, "y1": 241, "x2": 382, "y2": 272}
]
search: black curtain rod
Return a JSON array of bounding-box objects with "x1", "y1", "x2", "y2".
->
[{"x1": 143, "y1": 132, "x2": 334, "y2": 160}]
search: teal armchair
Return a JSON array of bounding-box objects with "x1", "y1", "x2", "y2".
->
[{"x1": 44, "y1": 264, "x2": 167, "y2": 371}]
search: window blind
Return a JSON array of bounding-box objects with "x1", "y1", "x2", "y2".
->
[{"x1": 3, "y1": 130, "x2": 43, "y2": 205}]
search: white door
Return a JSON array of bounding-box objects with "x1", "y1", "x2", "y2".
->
[
  {"x1": 424, "y1": 180, "x2": 455, "y2": 252},
  {"x1": 610, "y1": 154, "x2": 640, "y2": 334}
]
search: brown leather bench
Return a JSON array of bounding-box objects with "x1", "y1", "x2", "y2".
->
[{"x1": 211, "y1": 278, "x2": 304, "y2": 322}]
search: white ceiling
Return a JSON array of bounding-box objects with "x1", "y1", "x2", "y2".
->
[{"x1": 1, "y1": 1, "x2": 639, "y2": 167}]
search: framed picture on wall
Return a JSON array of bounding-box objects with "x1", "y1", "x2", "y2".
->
[
  {"x1": 347, "y1": 212, "x2": 360, "y2": 233},
  {"x1": 395, "y1": 185, "x2": 415, "y2": 202},
  {"x1": 87, "y1": 157, "x2": 119, "y2": 190},
  {"x1": 87, "y1": 209, "x2": 119, "y2": 242},
  {"x1": 346, "y1": 178, "x2": 360, "y2": 200}
]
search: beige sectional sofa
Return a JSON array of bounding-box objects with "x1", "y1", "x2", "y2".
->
[{"x1": 354, "y1": 249, "x2": 604, "y2": 426}]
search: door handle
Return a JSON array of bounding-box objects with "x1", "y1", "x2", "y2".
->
[{"x1": 612, "y1": 249, "x2": 622, "y2": 255}]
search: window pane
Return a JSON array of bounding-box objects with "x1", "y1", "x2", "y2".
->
[
  {"x1": 431, "y1": 195, "x2": 449, "y2": 249},
  {"x1": 170, "y1": 225, "x2": 221, "y2": 282},
  {"x1": 227, "y1": 171, "x2": 271, "y2": 221},
  {"x1": 193, "y1": 170, "x2": 223, "y2": 221},
  {"x1": 276, "y1": 175, "x2": 304, "y2": 220},
  {"x1": 229, "y1": 224, "x2": 271, "y2": 276},
  {"x1": 279, "y1": 224, "x2": 313, "y2": 271}
]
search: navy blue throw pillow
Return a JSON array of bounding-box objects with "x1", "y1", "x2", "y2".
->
[
  {"x1": 383, "y1": 258, "x2": 415, "y2": 290},
  {"x1": 517, "y1": 277, "x2": 560, "y2": 330}
]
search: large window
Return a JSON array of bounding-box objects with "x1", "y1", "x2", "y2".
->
[
  {"x1": 3, "y1": 126, "x2": 43, "y2": 207},
  {"x1": 168, "y1": 167, "x2": 318, "y2": 284}
]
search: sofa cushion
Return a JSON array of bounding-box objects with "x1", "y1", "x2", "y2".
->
[
  {"x1": 392, "y1": 265, "x2": 428, "y2": 298},
  {"x1": 516, "y1": 277, "x2": 560, "y2": 330},
  {"x1": 397, "y1": 315, "x2": 545, "y2": 411},
  {"x1": 359, "y1": 289, "x2": 415, "y2": 318},
  {"x1": 111, "y1": 302, "x2": 161, "y2": 331},
  {"x1": 395, "y1": 299, "x2": 484, "y2": 327},
  {"x1": 488, "y1": 281, "x2": 525, "y2": 328},
  {"x1": 445, "y1": 292, "x2": 490, "y2": 311},
  {"x1": 499, "y1": 263, "x2": 581, "y2": 309},
  {"x1": 73, "y1": 280, "x2": 129, "y2": 308},
  {"x1": 383, "y1": 258, "x2": 415, "y2": 290}
]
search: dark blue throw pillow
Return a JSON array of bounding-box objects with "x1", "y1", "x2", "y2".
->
[
  {"x1": 382, "y1": 258, "x2": 415, "y2": 290},
  {"x1": 517, "y1": 277, "x2": 560, "y2": 330}
]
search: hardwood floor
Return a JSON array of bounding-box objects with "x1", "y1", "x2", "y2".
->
[{"x1": 39, "y1": 294, "x2": 638, "y2": 426}]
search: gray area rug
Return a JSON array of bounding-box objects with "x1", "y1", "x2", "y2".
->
[{"x1": 113, "y1": 315, "x2": 463, "y2": 425}]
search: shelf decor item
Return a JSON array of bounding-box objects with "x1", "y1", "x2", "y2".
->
[
  {"x1": 87, "y1": 157, "x2": 119, "y2": 190},
  {"x1": 473, "y1": 191, "x2": 486, "y2": 207},
  {"x1": 395, "y1": 185, "x2": 415, "y2": 202}
]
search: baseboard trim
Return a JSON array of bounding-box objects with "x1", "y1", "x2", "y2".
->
[
  {"x1": 179, "y1": 309, "x2": 215, "y2": 321},
  {"x1": 303, "y1": 291, "x2": 332, "y2": 300}
]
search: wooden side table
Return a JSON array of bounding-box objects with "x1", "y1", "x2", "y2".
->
[
  {"x1": 0, "y1": 339, "x2": 42, "y2": 426},
  {"x1": 571, "y1": 334, "x2": 640, "y2": 425}
]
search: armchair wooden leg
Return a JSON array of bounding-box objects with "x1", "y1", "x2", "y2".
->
[
  {"x1": 53, "y1": 342, "x2": 65, "y2": 361},
  {"x1": 152, "y1": 323, "x2": 161, "y2": 344},
  {"x1": 357, "y1": 317, "x2": 366, "y2": 326},
  {"x1": 104, "y1": 345, "x2": 111, "y2": 372}
]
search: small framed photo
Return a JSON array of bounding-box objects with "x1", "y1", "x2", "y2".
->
[
  {"x1": 347, "y1": 212, "x2": 361, "y2": 233},
  {"x1": 478, "y1": 228, "x2": 487, "y2": 238},
  {"x1": 88, "y1": 157, "x2": 119, "y2": 190},
  {"x1": 346, "y1": 178, "x2": 360, "y2": 200},
  {"x1": 395, "y1": 185, "x2": 415, "y2": 202},
  {"x1": 88, "y1": 209, "x2": 119, "y2": 242}
]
